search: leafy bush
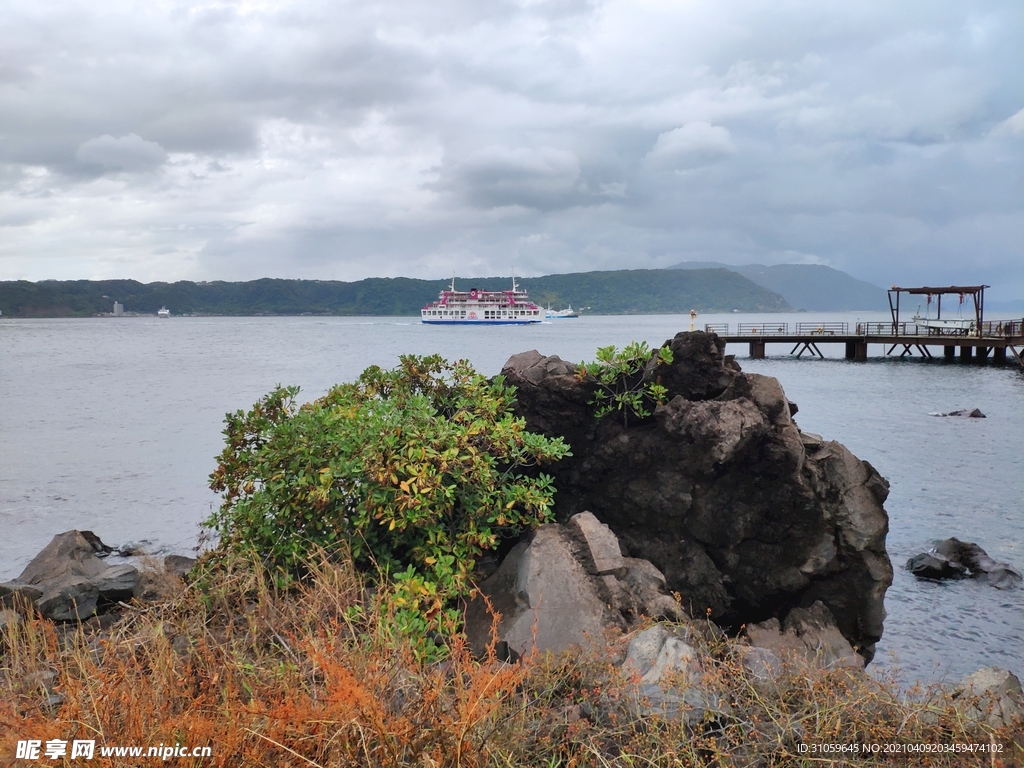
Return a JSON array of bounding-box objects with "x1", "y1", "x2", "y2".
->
[
  {"x1": 578, "y1": 341, "x2": 674, "y2": 425},
  {"x1": 206, "y1": 354, "x2": 570, "y2": 638}
]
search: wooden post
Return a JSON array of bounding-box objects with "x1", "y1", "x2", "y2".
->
[
  {"x1": 749, "y1": 341, "x2": 765, "y2": 359},
  {"x1": 959, "y1": 345, "x2": 973, "y2": 361},
  {"x1": 944, "y1": 345, "x2": 955, "y2": 360},
  {"x1": 855, "y1": 342, "x2": 868, "y2": 361},
  {"x1": 993, "y1": 347, "x2": 1007, "y2": 364},
  {"x1": 845, "y1": 342, "x2": 856, "y2": 359},
  {"x1": 977, "y1": 346, "x2": 990, "y2": 361}
]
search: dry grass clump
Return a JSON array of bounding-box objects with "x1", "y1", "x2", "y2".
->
[{"x1": 2, "y1": 554, "x2": 1021, "y2": 767}]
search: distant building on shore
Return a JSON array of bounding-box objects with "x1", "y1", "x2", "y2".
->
[{"x1": 113, "y1": 301, "x2": 124, "y2": 317}]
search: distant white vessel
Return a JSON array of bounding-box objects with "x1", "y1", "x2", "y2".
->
[
  {"x1": 911, "y1": 311, "x2": 973, "y2": 333},
  {"x1": 421, "y1": 276, "x2": 542, "y2": 325},
  {"x1": 157, "y1": 307, "x2": 170, "y2": 318},
  {"x1": 545, "y1": 304, "x2": 580, "y2": 319}
]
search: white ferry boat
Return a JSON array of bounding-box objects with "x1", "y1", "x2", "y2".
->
[
  {"x1": 157, "y1": 306, "x2": 170, "y2": 318},
  {"x1": 421, "y1": 277, "x2": 542, "y2": 325}
]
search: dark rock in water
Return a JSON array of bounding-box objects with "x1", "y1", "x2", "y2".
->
[
  {"x1": 934, "y1": 538, "x2": 1022, "y2": 589},
  {"x1": 906, "y1": 552, "x2": 968, "y2": 580},
  {"x1": 930, "y1": 408, "x2": 986, "y2": 418},
  {"x1": 117, "y1": 540, "x2": 152, "y2": 557},
  {"x1": 502, "y1": 331, "x2": 892, "y2": 662}
]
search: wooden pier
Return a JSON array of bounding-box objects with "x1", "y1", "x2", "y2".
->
[
  {"x1": 708, "y1": 285, "x2": 1024, "y2": 366},
  {"x1": 711, "y1": 319, "x2": 1024, "y2": 365}
]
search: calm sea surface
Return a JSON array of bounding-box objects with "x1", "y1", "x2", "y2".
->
[{"x1": 2, "y1": 314, "x2": 1022, "y2": 684}]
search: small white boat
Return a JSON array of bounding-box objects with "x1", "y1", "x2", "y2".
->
[
  {"x1": 911, "y1": 313, "x2": 974, "y2": 333},
  {"x1": 545, "y1": 304, "x2": 580, "y2": 319},
  {"x1": 157, "y1": 307, "x2": 170, "y2": 318}
]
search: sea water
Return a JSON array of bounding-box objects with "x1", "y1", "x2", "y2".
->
[{"x1": 1, "y1": 314, "x2": 1022, "y2": 684}]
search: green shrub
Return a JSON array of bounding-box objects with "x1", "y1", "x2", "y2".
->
[
  {"x1": 578, "y1": 341, "x2": 673, "y2": 425},
  {"x1": 205, "y1": 354, "x2": 570, "y2": 641}
]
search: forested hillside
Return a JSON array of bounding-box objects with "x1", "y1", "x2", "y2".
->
[{"x1": 0, "y1": 268, "x2": 790, "y2": 317}]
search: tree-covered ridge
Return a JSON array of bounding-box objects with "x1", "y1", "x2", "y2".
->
[{"x1": 0, "y1": 268, "x2": 790, "y2": 317}]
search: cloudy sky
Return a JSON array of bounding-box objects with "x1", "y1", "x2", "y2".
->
[{"x1": 2, "y1": 0, "x2": 1022, "y2": 297}]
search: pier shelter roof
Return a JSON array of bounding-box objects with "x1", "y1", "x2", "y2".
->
[
  {"x1": 890, "y1": 285, "x2": 989, "y2": 294},
  {"x1": 888, "y1": 284, "x2": 988, "y2": 336}
]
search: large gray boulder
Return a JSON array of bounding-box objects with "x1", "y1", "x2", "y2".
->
[
  {"x1": 622, "y1": 624, "x2": 727, "y2": 724},
  {"x1": 16, "y1": 530, "x2": 110, "y2": 584},
  {"x1": 464, "y1": 512, "x2": 684, "y2": 659},
  {"x1": 1, "y1": 531, "x2": 139, "y2": 620},
  {"x1": 502, "y1": 332, "x2": 893, "y2": 662},
  {"x1": 745, "y1": 601, "x2": 865, "y2": 671},
  {"x1": 34, "y1": 575, "x2": 100, "y2": 621},
  {"x1": 953, "y1": 667, "x2": 1024, "y2": 729}
]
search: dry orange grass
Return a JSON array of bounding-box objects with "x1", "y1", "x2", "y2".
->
[{"x1": 2, "y1": 553, "x2": 1022, "y2": 767}]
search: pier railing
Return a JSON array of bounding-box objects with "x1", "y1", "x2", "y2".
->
[
  {"x1": 795, "y1": 322, "x2": 848, "y2": 335},
  {"x1": 981, "y1": 319, "x2": 1024, "y2": 337},
  {"x1": 702, "y1": 318, "x2": 1022, "y2": 340},
  {"x1": 737, "y1": 322, "x2": 789, "y2": 335}
]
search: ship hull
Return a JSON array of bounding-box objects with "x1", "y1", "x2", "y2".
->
[{"x1": 421, "y1": 319, "x2": 542, "y2": 325}]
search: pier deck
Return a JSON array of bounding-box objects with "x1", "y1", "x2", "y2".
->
[{"x1": 706, "y1": 320, "x2": 1024, "y2": 365}]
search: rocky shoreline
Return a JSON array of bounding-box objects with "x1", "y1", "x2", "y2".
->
[{"x1": 3, "y1": 331, "x2": 1022, "y2": 760}]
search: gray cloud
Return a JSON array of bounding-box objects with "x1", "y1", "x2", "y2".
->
[
  {"x1": 645, "y1": 123, "x2": 737, "y2": 170},
  {"x1": 439, "y1": 145, "x2": 585, "y2": 209},
  {"x1": 76, "y1": 134, "x2": 168, "y2": 173},
  {"x1": 0, "y1": 0, "x2": 1022, "y2": 298}
]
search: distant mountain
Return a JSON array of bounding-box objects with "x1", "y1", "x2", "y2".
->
[
  {"x1": 668, "y1": 262, "x2": 888, "y2": 311},
  {"x1": 0, "y1": 269, "x2": 791, "y2": 318}
]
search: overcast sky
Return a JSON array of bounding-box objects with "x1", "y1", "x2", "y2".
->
[{"x1": 2, "y1": 0, "x2": 1022, "y2": 297}]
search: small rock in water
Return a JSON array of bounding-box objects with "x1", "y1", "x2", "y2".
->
[
  {"x1": 929, "y1": 408, "x2": 986, "y2": 418},
  {"x1": 117, "y1": 540, "x2": 152, "y2": 557},
  {"x1": 906, "y1": 552, "x2": 967, "y2": 580}
]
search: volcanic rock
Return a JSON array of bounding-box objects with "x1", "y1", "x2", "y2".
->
[
  {"x1": 622, "y1": 624, "x2": 728, "y2": 724},
  {"x1": 1, "y1": 531, "x2": 140, "y2": 620},
  {"x1": 906, "y1": 538, "x2": 1021, "y2": 589},
  {"x1": 954, "y1": 667, "x2": 1024, "y2": 729},
  {"x1": 164, "y1": 554, "x2": 197, "y2": 578},
  {"x1": 464, "y1": 512, "x2": 684, "y2": 659},
  {"x1": 745, "y1": 601, "x2": 865, "y2": 671},
  {"x1": 501, "y1": 331, "x2": 893, "y2": 661},
  {"x1": 905, "y1": 551, "x2": 967, "y2": 580}
]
